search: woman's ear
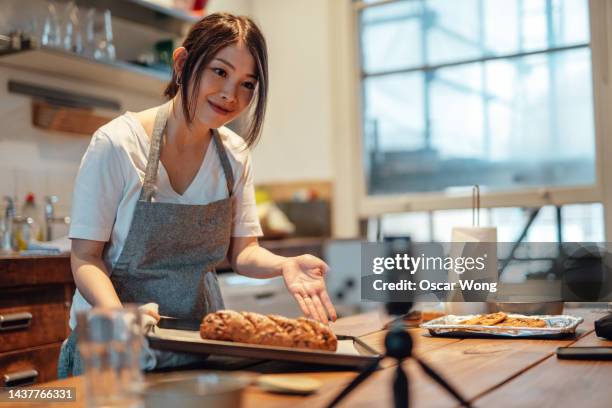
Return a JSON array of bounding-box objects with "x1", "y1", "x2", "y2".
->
[{"x1": 172, "y1": 46, "x2": 189, "y2": 74}]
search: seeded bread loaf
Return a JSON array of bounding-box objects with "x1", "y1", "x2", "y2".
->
[{"x1": 200, "y1": 310, "x2": 338, "y2": 351}]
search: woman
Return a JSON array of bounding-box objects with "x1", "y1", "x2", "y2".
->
[{"x1": 58, "y1": 13, "x2": 336, "y2": 376}]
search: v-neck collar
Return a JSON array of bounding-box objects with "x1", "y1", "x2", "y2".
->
[{"x1": 125, "y1": 111, "x2": 213, "y2": 200}]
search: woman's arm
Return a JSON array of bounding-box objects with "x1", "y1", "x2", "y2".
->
[
  {"x1": 71, "y1": 239, "x2": 161, "y2": 322},
  {"x1": 229, "y1": 236, "x2": 337, "y2": 323},
  {"x1": 71, "y1": 239, "x2": 123, "y2": 308},
  {"x1": 229, "y1": 236, "x2": 286, "y2": 279}
]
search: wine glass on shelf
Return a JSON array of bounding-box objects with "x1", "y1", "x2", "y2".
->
[
  {"x1": 62, "y1": 2, "x2": 83, "y2": 54},
  {"x1": 41, "y1": 1, "x2": 61, "y2": 47},
  {"x1": 93, "y1": 9, "x2": 116, "y2": 61}
]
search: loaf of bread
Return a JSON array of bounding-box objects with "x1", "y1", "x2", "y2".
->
[{"x1": 200, "y1": 310, "x2": 338, "y2": 351}]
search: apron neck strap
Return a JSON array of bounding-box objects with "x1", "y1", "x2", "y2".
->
[
  {"x1": 140, "y1": 101, "x2": 170, "y2": 202},
  {"x1": 211, "y1": 129, "x2": 234, "y2": 197},
  {"x1": 139, "y1": 102, "x2": 235, "y2": 202}
]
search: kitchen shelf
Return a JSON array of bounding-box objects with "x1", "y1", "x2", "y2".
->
[
  {"x1": 125, "y1": 0, "x2": 201, "y2": 23},
  {"x1": 0, "y1": 46, "x2": 170, "y2": 97},
  {"x1": 74, "y1": 0, "x2": 201, "y2": 36}
]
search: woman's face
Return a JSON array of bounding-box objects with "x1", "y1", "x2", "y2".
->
[{"x1": 189, "y1": 42, "x2": 258, "y2": 129}]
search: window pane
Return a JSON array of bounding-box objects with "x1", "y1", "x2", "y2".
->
[
  {"x1": 363, "y1": 47, "x2": 595, "y2": 195},
  {"x1": 426, "y1": 0, "x2": 484, "y2": 64},
  {"x1": 359, "y1": 0, "x2": 590, "y2": 72},
  {"x1": 363, "y1": 73, "x2": 425, "y2": 151},
  {"x1": 360, "y1": 1, "x2": 424, "y2": 73},
  {"x1": 556, "y1": 0, "x2": 590, "y2": 45}
]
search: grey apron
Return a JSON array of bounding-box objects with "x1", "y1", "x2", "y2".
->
[{"x1": 59, "y1": 102, "x2": 233, "y2": 377}]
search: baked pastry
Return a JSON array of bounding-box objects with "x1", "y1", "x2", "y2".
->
[
  {"x1": 459, "y1": 312, "x2": 547, "y2": 328},
  {"x1": 460, "y1": 312, "x2": 507, "y2": 326},
  {"x1": 200, "y1": 310, "x2": 338, "y2": 351},
  {"x1": 495, "y1": 317, "x2": 547, "y2": 328}
]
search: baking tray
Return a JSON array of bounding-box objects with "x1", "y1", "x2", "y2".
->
[
  {"x1": 420, "y1": 314, "x2": 584, "y2": 339},
  {"x1": 147, "y1": 324, "x2": 382, "y2": 369}
]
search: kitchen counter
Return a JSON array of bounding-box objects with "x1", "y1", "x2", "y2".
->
[
  {"x1": 0, "y1": 236, "x2": 325, "y2": 274},
  {"x1": 2, "y1": 308, "x2": 610, "y2": 407}
]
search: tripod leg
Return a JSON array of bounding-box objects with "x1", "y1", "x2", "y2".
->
[
  {"x1": 394, "y1": 363, "x2": 409, "y2": 408},
  {"x1": 415, "y1": 357, "x2": 472, "y2": 408},
  {"x1": 325, "y1": 359, "x2": 381, "y2": 408}
]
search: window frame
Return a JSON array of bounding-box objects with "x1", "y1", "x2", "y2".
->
[{"x1": 351, "y1": 0, "x2": 608, "y2": 221}]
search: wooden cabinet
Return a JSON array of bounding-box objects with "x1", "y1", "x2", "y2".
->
[{"x1": 0, "y1": 255, "x2": 73, "y2": 387}]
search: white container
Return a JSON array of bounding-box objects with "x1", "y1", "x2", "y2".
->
[{"x1": 446, "y1": 226, "x2": 498, "y2": 313}]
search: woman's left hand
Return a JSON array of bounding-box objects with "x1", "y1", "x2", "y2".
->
[{"x1": 281, "y1": 255, "x2": 337, "y2": 323}]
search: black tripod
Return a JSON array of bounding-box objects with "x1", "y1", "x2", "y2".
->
[{"x1": 326, "y1": 304, "x2": 472, "y2": 408}]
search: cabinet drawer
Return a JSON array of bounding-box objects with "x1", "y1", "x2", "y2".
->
[
  {"x1": 0, "y1": 286, "x2": 68, "y2": 352},
  {"x1": 0, "y1": 343, "x2": 61, "y2": 387}
]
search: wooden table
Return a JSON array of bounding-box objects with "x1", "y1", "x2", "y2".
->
[{"x1": 2, "y1": 308, "x2": 610, "y2": 408}]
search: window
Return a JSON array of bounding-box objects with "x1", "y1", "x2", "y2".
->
[
  {"x1": 357, "y1": 0, "x2": 595, "y2": 197},
  {"x1": 375, "y1": 203, "x2": 604, "y2": 242}
]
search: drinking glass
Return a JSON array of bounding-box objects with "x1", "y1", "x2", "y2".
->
[
  {"x1": 41, "y1": 1, "x2": 61, "y2": 47},
  {"x1": 62, "y1": 2, "x2": 83, "y2": 53},
  {"x1": 93, "y1": 9, "x2": 116, "y2": 61},
  {"x1": 77, "y1": 306, "x2": 144, "y2": 408}
]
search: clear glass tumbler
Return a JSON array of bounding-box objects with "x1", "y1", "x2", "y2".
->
[
  {"x1": 77, "y1": 306, "x2": 144, "y2": 408},
  {"x1": 93, "y1": 9, "x2": 116, "y2": 61}
]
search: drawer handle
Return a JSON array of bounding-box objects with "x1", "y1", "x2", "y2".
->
[
  {"x1": 0, "y1": 312, "x2": 33, "y2": 331},
  {"x1": 3, "y1": 369, "x2": 39, "y2": 387}
]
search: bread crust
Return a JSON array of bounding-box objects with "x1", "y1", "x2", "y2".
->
[
  {"x1": 298, "y1": 317, "x2": 338, "y2": 351},
  {"x1": 200, "y1": 310, "x2": 338, "y2": 351},
  {"x1": 199, "y1": 310, "x2": 255, "y2": 343},
  {"x1": 241, "y1": 311, "x2": 293, "y2": 347}
]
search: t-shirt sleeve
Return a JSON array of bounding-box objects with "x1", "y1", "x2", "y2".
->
[
  {"x1": 69, "y1": 130, "x2": 125, "y2": 242},
  {"x1": 231, "y1": 151, "x2": 263, "y2": 237}
]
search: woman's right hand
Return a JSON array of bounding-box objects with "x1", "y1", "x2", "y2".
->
[
  {"x1": 138, "y1": 303, "x2": 161, "y2": 322},
  {"x1": 142, "y1": 309, "x2": 161, "y2": 321},
  {"x1": 138, "y1": 303, "x2": 160, "y2": 333}
]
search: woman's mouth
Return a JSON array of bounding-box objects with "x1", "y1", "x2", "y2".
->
[{"x1": 208, "y1": 101, "x2": 233, "y2": 116}]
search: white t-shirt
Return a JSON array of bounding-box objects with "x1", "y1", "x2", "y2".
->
[{"x1": 68, "y1": 111, "x2": 263, "y2": 329}]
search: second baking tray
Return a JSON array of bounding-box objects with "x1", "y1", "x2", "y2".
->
[
  {"x1": 147, "y1": 325, "x2": 382, "y2": 369},
  {"x1": 420, "y1": 314, "x2": 584, "y2": 339}
]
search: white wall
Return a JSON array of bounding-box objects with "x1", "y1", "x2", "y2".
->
[
  {"x1": 247, "y1": 0, "x2": 334, "y2": 183},
  {"x1": 244, "y1": 0, "x2": 360, "y2": 236},
  {"x1": 207, "y1": 0, "x2": 252, "y2": 15}
]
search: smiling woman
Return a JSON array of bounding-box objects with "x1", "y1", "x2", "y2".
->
[
  {"x1": 164, "y1": 13, "x2": 268, "y2": 148},
  {"x1": 58, "y1": 12, "x2": 337, "y2": 378}
]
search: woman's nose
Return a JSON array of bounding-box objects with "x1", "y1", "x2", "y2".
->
[{"x1": 220, "y1": 83, "x2": 240, "y2": 104}]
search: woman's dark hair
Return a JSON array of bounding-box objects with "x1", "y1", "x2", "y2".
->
[{"x1": 163, "y1": 13, "x2": 268, "y2": 148}]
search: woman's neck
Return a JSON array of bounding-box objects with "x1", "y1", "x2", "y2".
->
[{"x1": 166, "y1": 97, "x2": 212, "y2": 149}]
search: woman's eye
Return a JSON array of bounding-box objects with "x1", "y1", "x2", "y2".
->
[
  {"x1": 243, "y1": 82, "x2": 256, "y2": 90},
  {"x1": 212, "y1": 68, "x2": 226, "y2": 77}
]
